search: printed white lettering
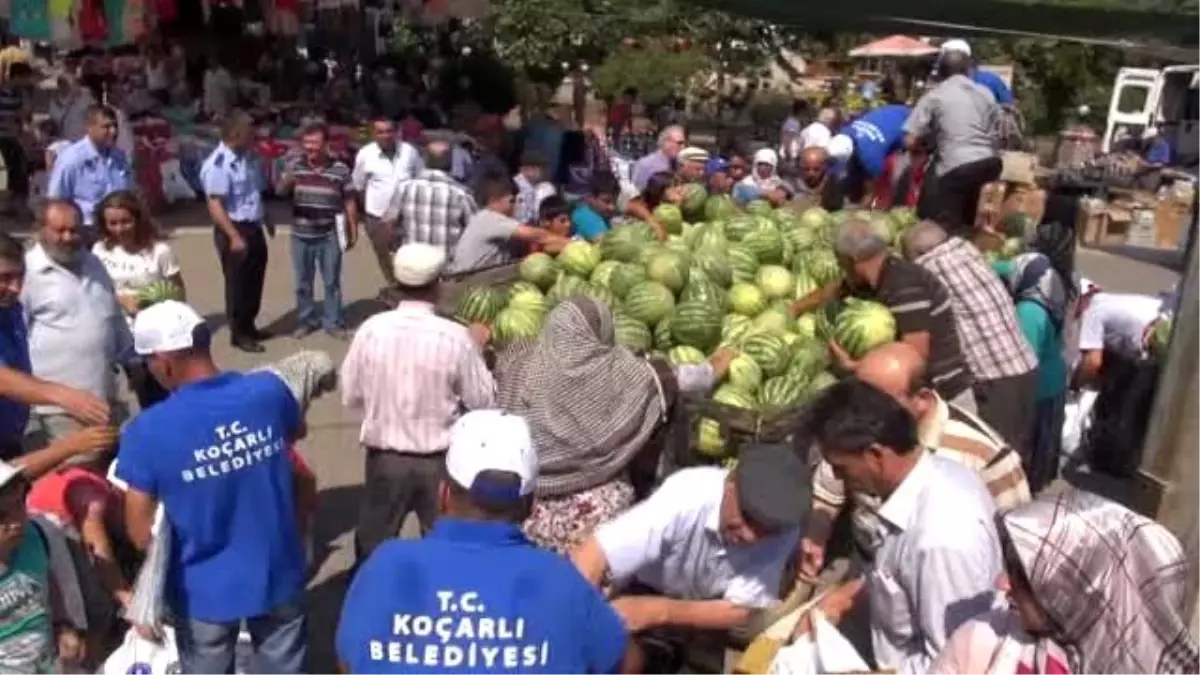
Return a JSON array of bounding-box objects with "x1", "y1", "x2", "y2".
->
[
  {"x1": 180, "y1": 423, "x2": 284, "y2": 483},
  {"x1": 443, "y1": 645, "x2": 464, "y2": 667},
  {"x1": 423, "y1": 644, "x2": 438, "y2": 667},
  {"x1": 460, "y1": 592, "x2": 480, "y2": 613},
  {"x1": 412, "y1": 616, "x2": 432, "y2": 637},
  {"x1": 478, "y1": 617, "x2": 494, "y2": 640},
  {"x1": 436, "y1": 591, "x2": 455, "y2": 613}
]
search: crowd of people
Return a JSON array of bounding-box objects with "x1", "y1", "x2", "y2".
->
[{"x1": 0, "y1": 28, "x2": 1192, "y2": 675}]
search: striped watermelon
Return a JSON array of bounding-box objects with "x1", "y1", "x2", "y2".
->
[
  {"x1": 136, "y1": 280, "x2": 182, "y2": 308},
  {"x1": 728, "y1": 245, "x2": 759, "y2": 283},
  {"x1": 801, "y1": 249, "x2": 843, "y2": 286},
  {"x1": 636, "y1": 244, "x2": 663, "y2": 267},
  {"x1": 833, "y1": 300, "x2": 896, "y2": 359},
  {"x1": 728, "y1": 282, "x2": 767, "y2": 317},
  {"x1": 692, "y1": 224, "x2": 729, "y2": 252},
  {"x1": 667, "y1": 345, "x2": 707, "y2": 366},
  {"x1": 759, "y1": 376, "x2": 806, "y2": 410},
  {"x1": 508, "y1": 281, "x2": 542, "y2": 299},
  {"x1": 546, "y1": 273, "x2": 591, "y2": 306},
  {"x1": 680, "y1": 278, "x2": 728, "y2": 312},
  {"x1": 724, "y1": 215, "x2": 758, "y2": 242},
  {"x1": 782, "y1": 224, "x2": 818, "y2": 253},
  {"x1": 721, "y1": 313, "x2": 752, "y2": 341},
  {"x1": 742, "y1": 331, "x2": 792, "y2": 376},
  {"x1": 508, "y1": 287, "x2": 547, "y2": 315},
  {"x1": 559, "y1": 240, "x2": 601, "y2": 277},
  {"x1": 680, "y1": 183, "x2": 708, "y2": 220},
  {"x1": 787, "y1": 341, "x2": 828, "y2": 382},
  {"x1": 704, "y1": 195, "x2": 737, "y2": 223},
  {"x1": 815, "y1": 299, "x2": 842, "y2": 342},
  {"x1": 755, "y1": 265, "x2": 795, "y2": 300},
  {"x1": 752, "y1": 308, "x2": 792, "y2": 334},
  {"x1": 696, "y1": 418, "x2": 730, "y2": 459},
  {"x1": 624, "y1": 281, "x2": 676, "y2": 325},
  {"x1": 453, "y1": 287, "x2": 506, "y2": 324},
  {"x1": 653, "y1": 204, "x2": 685, "y2": 235},
  {"x1": 807, "y1": 371, "x2": 838, "y2": 395},
  {"x1": 581, "y1": 283, "x2": 618, "y2": 311},
  {"x1": 590, "y1": 260, "x2": 621, "y2": 289},
  {"x1": 600, "y1": 225, "x2": 654, "y2": 262},
  {"x1": 713, "y1": 383, "x2": 757, "y2": 409},
  {"x1": 492, "y1": 308, "x2": 542, "y2": 344},
  {"x1": 793, "y1": 271, "x2": 820, "y2": 301},
  {"x1": 614, "y1": 313, "x2": 653, "y2": 352},
  {"x1": 670, "y1": 300, "x2": 723, "y2": 352},
  {"x1": 645, "y1": 251, "x2": 689, "y2": 293},
  {"x1": 608, "y1": 263, "x2": 647, "y2": 299},
  {"x1": 653, "y1": 317, "x2": 674, "y2": 350},
  {"x1": 692, "y1": 250, "x2": 733, "y2": 288},
  {"x1": 727, "y1": 353, "x2": 763, "y2": 393},
  {"x1": 519, "y1": 253, "x2": 559, "y2": 290},
  {"x1": 794, "y1": 313, "x2": 818, "y2": 340},
  {"x1": 745, "y1": 200, "x2": 772, "y2": 216},
  {"x1": 743, "y1": 223, "x2": 785, "y2": 265}
]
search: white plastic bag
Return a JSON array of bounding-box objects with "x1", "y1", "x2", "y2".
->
[
  {"x1": 102, "y1": 626, "x2": 180, "y2": 675},
  {"x1": 768, "y1": 610, "x2": 871, "y2": 675},
  {"x1": 160, "y1": 159, "x2": 197, "y2": 203},
  {"x1": 1061, "y1": 389, "x2": 1099, "y2": 465},
  {"x1": 127, "y1": 507, "x2": 170, "y2": 629}
]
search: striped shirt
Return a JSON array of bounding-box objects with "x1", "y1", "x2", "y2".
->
[
  {"x1": 856, "y1": 256, "x2": 973, "y2": 399},
  {"x1": 340, "y1": 302, "x2": 496, "y2": 453},
  {"x1": 381, "y1": 169, "x2": 477, "y2": 257},
  {"x1": 287, "y1": 156, "x2": 352, "y2": 238},
  {"x1": 916, "y1": 237, "x2": 1037, "y2": 381},
  {"x1": 813, "y1": 394, "x2": 1031, "y2": 553}
]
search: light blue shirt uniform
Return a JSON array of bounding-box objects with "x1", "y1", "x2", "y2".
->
[
  {"x1": 46, "y1": 138, "x2": 132, "y2": 227},
  {"x1": 199, "y1": 143, "x2": 265, "y2": 223}
]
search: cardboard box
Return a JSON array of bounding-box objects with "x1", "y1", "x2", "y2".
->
[
  {"x1": 1000, "y1": 151, "x2": 1038, "y2": 185},
  {"x1": 1155, "y1": 196, "x2": 1193, "y2": 249},
  {"x1": 1002, "y1": 186, "x2": 1047, "y2": 226},
  {"x1": 1076, "y1": 197, "x2": 1108, "y2": 247},
  {"x1": 1125, "y1": 206, "x2": 1159, "y2": 248}
]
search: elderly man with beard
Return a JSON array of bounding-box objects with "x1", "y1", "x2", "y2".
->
[
  {"x1": 21, "y1": 200, "x2": 132, "y2": 445},
  {"x1": 792, "y1": 146, "x2": 845, "y2": 212}
]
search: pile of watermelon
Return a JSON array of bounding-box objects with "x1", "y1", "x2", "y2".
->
[{"x1": 454, "y1": 195, "x2": 910, "y2": 460}]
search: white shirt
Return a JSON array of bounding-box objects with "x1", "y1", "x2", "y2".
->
[
  {"x1": 869, "y1": 453, "x2": 1001, "y2": 674},
  {"x1": 91, "y1": 241, "x2": 180, "y2": 326},
  {"x1": 1078, "y1": 292, "x2": 1163, "y2": 356},
  {"x1": 595, "y1": 467, "x2": 797, "y2": 609},
  {"x1": 21, "y1": 245, "x2": 131, "y2": 411},
  {"x1": 799, "y1": 121, "x2": 832, "y2": 150},
  {"x1": 351, "y1": 141, "x2": 423, "y2": 219}
]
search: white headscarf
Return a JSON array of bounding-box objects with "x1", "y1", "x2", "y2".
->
[{"x1": 741, "y1": 147, "x2": 783, "y2": 191}]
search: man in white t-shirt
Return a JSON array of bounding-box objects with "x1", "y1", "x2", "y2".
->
[{"x1": 1074, "y1": 278, "x2": 1166, "y2": 387}]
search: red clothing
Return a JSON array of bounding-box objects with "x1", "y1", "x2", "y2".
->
[
  {"x1": 872, "y1": 151, "x2": 926, "y2": 209},
  {"x1": 27, "y1": 467, "x2": 123, "y2": 530},
  {"x1": 608, "y1": 101, "x2": 632, "y2": 130}
]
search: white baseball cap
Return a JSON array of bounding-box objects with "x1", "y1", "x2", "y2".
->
[
  {"x1": 133, "y1": 300, "x2": 211, "y2": 356},
  {"x1": 940, "y1": 39, "x2": 972, "y2": 56},
  {"x1": 827, "y1": 134, "x2": 854, "y2": 161},
  {"x1": 446, "y1": 410, "x2": 538, "y2": 504},
  {"x1": 0, "y1": 460, "x2": 24, "y2": 492},
  {"x1": 392, "y1": 243, "x2": 446, "y2": 287}
]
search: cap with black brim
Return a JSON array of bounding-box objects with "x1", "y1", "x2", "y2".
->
[{"x1": 735, "y1": 443, "x2": 813, "y2": 533}]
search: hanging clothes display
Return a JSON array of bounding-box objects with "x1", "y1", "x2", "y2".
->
[
  {"x1": 79, "y1": 0, "x2": 110, "y2": 44},
  {"x1": 103, "y1": 0, "x2": 125, "y2": 44},
  {"x1": 48, "y1": 0, "x2": 76, "y2": 48},
  {"x1": 9, "y1": 0, "x2": 51, "y2": 41}
]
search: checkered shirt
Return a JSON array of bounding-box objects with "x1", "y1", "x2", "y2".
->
[
  {"x1": 916, "y1": 237, "x2": 1037, "y2": 381},
  {"x1": 382, "y1": 169, "x2": 478, "y2": 257}
]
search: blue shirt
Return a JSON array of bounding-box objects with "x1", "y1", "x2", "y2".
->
[
  {"x1": 45, "y1": 138, "x2": 132, "y2": 227},
  {"x1": 1145, "y1": 137, "x2": 1173, "y2": 165},
  {"x1": 843, "y1": 104, "x2": 910, "y2": 178},
  {"x1": 337, "y1": 519, "x2": 627, "y2": 674},
  {"x1": 972, "y1": 69, "x2": 1014, "y2": 105},
  {"x1": 199, "y1": 143, "x2": 265, "y2": 223},
  {"x1": 0, "y1": 305, "x2": 30, "y2": 442},
  {"x1": 115, "y1": 371, "x2": 304, "y2": 623},
  {"x1": 570, "y1": 204, "x2": 609, "y2": 241}
]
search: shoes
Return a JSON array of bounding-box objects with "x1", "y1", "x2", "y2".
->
[
  {"x1": 292, "y1": 324, "x2": 319, "y2": 339},
  {"x1": 248, "y1": 326, "x2": 273, "y2": 341},
  {"x1": 231, "y1": 335, "x2": 265, "y2": 353}
]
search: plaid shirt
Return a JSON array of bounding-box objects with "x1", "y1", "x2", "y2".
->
[
  {"x1": 382, "y1": 169, "x2": 477, "y2": 255},
  {"x1": 916, "y1": 237, "x2": 1037, "y2": 381},
  {"x1": 813, "y1": 394, "x2": 1031, "y2": 553}
]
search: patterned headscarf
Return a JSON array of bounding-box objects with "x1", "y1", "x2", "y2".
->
[
  {"x1": 254, "y1": 350, "x2": 337, "y2": 412},
  {"x1": 496, "y1": 296, "x2": 665, "y2": 497},
  {"x1": 1000, "y1": 488, "x2": 1199, "y2": 674},
  {"x1": 1007, "y1": 252, "x2": 1069, "y2": 331}
]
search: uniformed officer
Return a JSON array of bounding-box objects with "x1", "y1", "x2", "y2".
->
[
  {"x1": 200, "y1": 110, "x2": 273, "y2": 353},
  {"x1": 46, "y1": 105, "x2": 133, "y2": 245}
]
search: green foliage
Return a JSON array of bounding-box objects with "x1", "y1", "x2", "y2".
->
[{"x1": 591, "y1": 48, "x2": 709, "y2": 102}]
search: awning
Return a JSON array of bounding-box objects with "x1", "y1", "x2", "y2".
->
[{"x1": 848, "y1": 35, "x2": 938, "y2": 58}]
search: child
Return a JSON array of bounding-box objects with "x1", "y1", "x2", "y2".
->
[
  {"x1": 570, "y1": 172, "x2": 620, "y2": 242},
  {"x1": 531, "y1": 194, "x2": 572, "y2": 253}
]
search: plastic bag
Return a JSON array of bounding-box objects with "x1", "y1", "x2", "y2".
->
[
  {"x1": 1061, "y1": 389, "x2": 1098, "y2": 464},
  {"x1": 102, "y1": 626, "x2": 180, "y2": 674},
  {"x1": 126, "y1": 507, "x2": 170, "y2": 629},
  {"x1": 160, "y1": 159, "x2": 197, "y2": 203},
  {"x1": 768, "y1": 610, "x2": 871, "y2": 675}
]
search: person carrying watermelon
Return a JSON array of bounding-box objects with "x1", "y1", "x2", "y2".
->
[{"x1": 826, "y1": 103, "x2": 913, "y2": 210}]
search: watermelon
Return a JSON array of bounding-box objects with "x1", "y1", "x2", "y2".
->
[
  {"x1": 608, "y1": 263, "x2": 647, "y2": 299},
  {"x1": 667, "y1": 345, "x2": 707, "y2": 366},
  {"x1": 745, "y1": 199, "x2": 772, "y2": 216},
  {"x1": 782, "y1": 224, "x2": 818, "y2": 253},
  {"x1": 801, "y1": 249, "x2": 843, "y2": 286},
  {"x1": 518, "y1": 253, "x2": 559, "y2": 290},
  {"x1": 452, "y1": 287, "x2": 506, "y2": 324},
  {"x1": 728, "y1": 246, "x2": 759, "y2": 283},
  {"x1": 867, "y1": 212, "x2": 894, "y2": 246},
  {"x1": 492, "y1": 308, "x2": 542, "y2": 343},
  {"x1": 664, "y1": 236, "x2": 692, "y2": 259},
  {"x1": 752, "y1": 308, "x2": 792, "y2": 334},
  {"x1": 680, "y1": 278, "x2": 728, "y2": 312},
  {"x1": 600, "y1": 225, "x2": 653, "y2": 262},
  {"x1": 793, "y1": 271, "x2": 820, "y2": 301},
  {"x1": 581, "y1": 283, "x2": 618, "y2": 310},
  {"x1": 728, "y1": 282, "x2": 768, "y2": 317},
  {"x1": 136, "y1": 280, "x2": 182, "y2": 308},
  {"x1": 692, "y1": 251, "x2": 733, "y2": 288},
  {"x1": 559, "y1": 240, "x2": 601, "y2": 277},
  {"x1": 645, "y1": 251, "x2": 689, "y2": 293},
  {"x1": 704, "y1": 194, "x2": 737, "y2": 222},
  {"x1": 692, "y1": 225, "x2": 729, "y2": 252},
  {"x1": 614, "y1": 313, "x2": 653, "y2": 352},
  {"x1": 755, "y1": 265, "x2": 796, "y2": 300},
  {"x1": 679, "y1": 183, "x2": 708, "y2": 220},
  {"x1": 653, "y1": 317, "x2": 674, "y2": 350},
  {"x1": 742, "y1": 224, "x2": 785, "y2": 265},
  {"x1": 787, "y1": 341, "x2": 828, "y2": 381},
  {"x1": 833, "y1": 300, "x2": 897, "y2": 358},
  {"x1": 798, "y1": 207, "x2": 832, "y2": 232},
  {"x1": 807, "y1": 371, "x2": 838, "y2": 394},
  {"x1": 724, "y1": 215, "x2": 758, "y2": 242},
  {"x1": 713, "y1": 384, "x2": 757, "y2": 409},
  {"x1": 508, "y1": 287, "x2": 547, "y2": 315},
  {"x1": 727, "y1": 353, "x2": 763, "y2": 393},
  {"x1": 1148, "y1": 318, "x2": 1172, "y2": 359},
  {"x1": 759, "y1": 376, "x2": 806, "y2": 410},
  {"x1": 670, "y1": 300, "x2": 723, "y2": 352},
  {"x1": 546, "y1": 274, "x2": 591, "y2": 306},
  {"x1": 653, "y1": 204, "x2": 684, "y2": 235},
  {"x1": 590, "y1": 260, "x2": 621, "y2": 289},
  {"x1": 508, "y1": 281, "x2": 541, "y2": 298},
  {"x1": 742, "y1": 331, "x2": 791, "y2": 376},
  {"x1": 795, "y1": 313, "x2": 818, "y2": 340},
  {"x1": 695, "y1": 418, "x2": 729, "y2": 459}
]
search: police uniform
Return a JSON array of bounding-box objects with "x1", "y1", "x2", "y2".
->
[{"x1": 200, "y1": 142, "x2": 269, "y2": 349}]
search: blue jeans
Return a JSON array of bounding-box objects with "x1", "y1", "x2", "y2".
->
[
  {"x1": 176, "y1": 601, "x2": 307, "y2": 674},
  {"x1": 290, "y1": 231, "x2": 343, "y2": 330}
]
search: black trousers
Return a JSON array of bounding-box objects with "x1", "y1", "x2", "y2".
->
[
  {"x1": 213, "y1": 222, "x2": 268, "y2": 340},
  {"x1": 354, "y1": 448, "x2": 443, "y2": 562},
  {"x1": 917, "y1": 156, "x2": 1002, "y2": 236},
  {"x1": 973, "y1": 369, "x2": 1038, "y2": 459},
  {"x1": 0, "y1": 137, "x2": 28, "y2": 198}
]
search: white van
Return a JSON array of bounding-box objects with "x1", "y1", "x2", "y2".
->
[{"x1": 1103, "y1": 64, "x2": 1200, "y2": 165}]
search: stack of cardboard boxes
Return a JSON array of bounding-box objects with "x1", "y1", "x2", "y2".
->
[{"x1": 976, "y1": 151, "x2": 1047, "y2": 231}]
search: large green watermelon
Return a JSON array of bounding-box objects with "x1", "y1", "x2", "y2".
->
[
  {"x1": 724, "y1": 215, "x2": 758, "y2": 242},
  {"x1": 704, "y1": 195, "x2": 737, "y2": 222},
  {"x1": 692, "y1": 250, "x2": 733, "y2": 288},
  {"x1": 614, "y1": 313, "x2": 653, "y2": 352},
  {"x1": 679, "y1": 183, "x2": 708, "y2": 220},
  {"x1": 508, "y1": 286, "x2": 547, "y2": 315},
  {"x1": 752, "y1": 308, "x2": 792, "y2": 334},
  {"x1": 759, "y1": 376, "x2": 806, "y2": 410},
  {"x1": 492, "y1": 308, "x2": 542, "y2": 343},
  {"x1": 742, "y1": 331, "x2": 792, "y2": 376},
  {"x1": 645, "y1": 251, "x2": 689, "y2": 293},
  {"x1": 755, "y1": 265, "x2": 796, "y2": 301},
  {"x1": 728, "y1": 282, "x2": 768, "y2": 317},
  {"x1": 600, "y1": 224, "x2": 654, "y2": 262},
  {"x1": 670, "y1": 300, "x2": 723, "y2": 352},
  {"x1": 559, "y1": 240, "x2": 601, "y2": 277},
  {"x1": 667, "y1": 345, "x2": 707, "y2": 366},
  {"x1": 589, "y1": 260, "x2": 621, "y2": 289},
  {"x1": 653, "y1": 317, "x2": 674, "y2": 350},
  {"x1": 546, "y1": 273, "x2": 591, "y2": 306},
  {"x1": 453, "y1": 287, "x2": 506, "y2": 324},
  {"x1": 608, "y1": 263, "x2": 647, "y2": 299},
  {"x1": 833, "y1": 299, "x2": 897, "y2": 358},
  {"x1": 680, "y1": 278, "x2": 728, "y2": 312},
  {"x1": 624, "y1": 281, "x2": 676, "y2": 325},
  {"x1": 728, "y1": 245, "x2": 759, "y2": 284},
  {"x1": 742, "y1": 223, "x2": 785, "y2": 265},
  {"x1": 692, "y1": 224, "x2": 729, "y2": 252},
  {"x1": 800, "y1": 249, "x2": 843, "y2": 286},
  {"x1": 653, "y1": 204, "x2": 685, "y2": 235},
  {"x1": 745, "y1": 199, "x2": 772, "y2": 216},
  {"x1": 136, "y1": 280, "x2": 182, "y2": 309},
  {"x1": 727, "y1": 353, "x2": 763, "y2": 393},
  {"x1": 518, "y1": 253, "x2": 559, "y2": 290}
]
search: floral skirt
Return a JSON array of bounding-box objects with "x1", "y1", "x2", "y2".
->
[{"x1": 523, "y1": 478, "x2": 635, "y2": 555}]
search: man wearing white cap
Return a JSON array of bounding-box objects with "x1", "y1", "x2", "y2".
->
[
  {"x1": 799, "y1": 107, "x2": 839, "y2": 151},
  {"x1": 337, "y1": 410, "x2": 635, "y2": 674},
  {"x1": 341, "y1": 243, "x2": 495, "y2": 561},
  {"x1": 1073, "y1": 280, "x2": 1167, "y2": 387},
  {"x1": 939, "y1": 39, "x2": 1014, "y2": 106},
  {"x1": 676, "y1": 146, "x2": 709, "y2": 184},
  {"x1": 116, "y1": 300, "x2": 309, "y2": 673}
]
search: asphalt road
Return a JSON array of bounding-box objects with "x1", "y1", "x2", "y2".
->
[{"x1": 148, "y1": 202, "x2": 1183, "y2": 671}]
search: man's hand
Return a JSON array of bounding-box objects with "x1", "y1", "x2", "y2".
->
[
  {"x1": 611, "y1": 596, "x2": 669, "y2": 633},
  {"x1": 117, "y1": 293, "x2": 141, "y2": 316},
  {"x1": 792, "y1": 578, "x2": 864, "y2": 638},
  {"x1": 229, "y1": 232, "x2": 249, "y2": 254},
  {"x1": 50, "y1": 386, "x2": 110, "y2": 426},
  {"x1": 827, "y1": 339, "x2": 858, "y2": 373},
  {"x1": 796, "y1": 536, "x2": 825, "y2": 583},
  {"x1": 708, "y1": 346, "x2": 737, "y2": 379},
  {"x1": 346, "y1": 225, "x2": 358, "y2": 251},
  {"x1": 467, "y1": 323, "x2": 491, "y2": 348},
  {"x1": 56, "y1": 627, "x2": 86, "y2": 668},
  {"x1": 63, "y1": 426, "x2": 119, "y2": 457}
]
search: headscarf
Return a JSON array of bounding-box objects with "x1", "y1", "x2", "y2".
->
[
  {"x1": 496, "y1": 296, "x2": 666, "y2": 497},
  {"x1": 254, "y1": 350, "x2": 337, "y2": 413},
  {"x1": 1008, "y1": 252, "x2": 1069, "y2": 331},
  {"x1": 1000, "y1": 488, "x2": 1199, "y2": 674},
  {"x1": 746, "y1": 147, "x2": 781, "y2": 188}
]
